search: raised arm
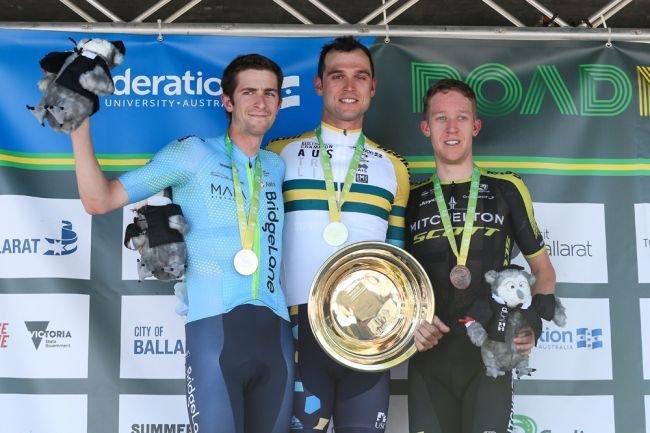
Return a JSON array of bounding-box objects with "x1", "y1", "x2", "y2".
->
[{"x1": 70, "y1": 118, "x2": 128, "y2": 215}]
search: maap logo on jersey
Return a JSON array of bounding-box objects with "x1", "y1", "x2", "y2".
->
[
  {"x1": 0, "y1": 196, "x2": 91, "y2": 279},
  {"x1": 24, "y1": 320, "x2": 72, "y2": 350},
  {"x1": 107, "y1": 68, "x2": 302, "y2": 111}
]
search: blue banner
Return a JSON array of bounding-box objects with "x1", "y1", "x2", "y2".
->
[{"x1": 3, "y1": 30, "x2": 374, "y2": 155}]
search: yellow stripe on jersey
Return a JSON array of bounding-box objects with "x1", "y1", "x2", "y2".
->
[{"x1": 482, "y1": 169, "x2": 541, "y2": 238}]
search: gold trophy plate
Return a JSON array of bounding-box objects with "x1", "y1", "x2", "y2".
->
[{"x1": 308, "y1": 241, "x2": 435, "y2": 372}]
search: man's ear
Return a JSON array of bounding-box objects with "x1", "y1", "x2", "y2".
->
[
  {"x1": 221, "y1": 93, "x2": 234, "y2": 113},
  {"x1": 473, "y1": 118, "x2": 482, "y2": 137},
  {"x1": 420, "y1": 119, "x2": 431, "y2": 138},
  {"x1": 314, "y1": 76, "x2": 323, "y2": 96}
]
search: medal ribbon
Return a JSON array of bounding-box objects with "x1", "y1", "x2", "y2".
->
[
  {"x1": 432, "y1": 166, "x2": 481, "y2": 267},
  {"x1": 225, "y1": 133, "x2": 262, "y2": 251},
  {"x1": 315, "y1": 125, "x2": 365, "y2": 223}
]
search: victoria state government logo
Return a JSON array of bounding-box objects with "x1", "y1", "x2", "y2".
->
[{"x1": 24, "y1": 321, "x2": 72, "y2": 350}]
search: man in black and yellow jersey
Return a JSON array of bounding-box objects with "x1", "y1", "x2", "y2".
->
[
  {"x1": 405, "y1": 79, "x2": 557, "y2": 433},
  {"x1": 267, "y1": 36, "x2": 410, "y2": 432}
]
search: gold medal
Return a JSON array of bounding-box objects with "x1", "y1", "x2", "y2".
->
[{"x1": 323, "y1": 221, "x2": 349, "y2": 246}]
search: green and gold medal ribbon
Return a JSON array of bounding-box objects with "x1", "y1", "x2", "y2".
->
[
  {"x1": 225, "y1": 133, "x2": 262, "y2": 254},
  {"x1": 432, "y1": 165, "x2": 481, "y2": 267},
  {"x1": 315, "y1": 125, "x2": 366, "y2": 222}
]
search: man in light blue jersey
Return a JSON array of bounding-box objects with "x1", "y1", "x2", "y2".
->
[{"x1": 69, "y1": 54, "x2": 293, "y2": 433}]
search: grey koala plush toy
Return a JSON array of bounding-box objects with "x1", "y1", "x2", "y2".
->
[
  {"x1": 27, "y1": 37, "x2": 125, "y2": 133},
  {"x1": 124, "y1": 191, "x2": 188, "y2": 282},
  {"x1": 465, "y1": 265, "x2": 567, "y2": 379}
]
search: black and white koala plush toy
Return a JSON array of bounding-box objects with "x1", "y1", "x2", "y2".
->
[
  {"x1": 27, "y1": 37, "x2": 125, "y2": 133},
  {"x1": 124, "y1": 190, "x2": 188, "y2": 282},
  {"x1": 465, "y1": 265, "x2": 567, "y2": 379}
]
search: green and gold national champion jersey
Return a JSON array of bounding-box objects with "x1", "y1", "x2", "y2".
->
[{"x1": 267, "y1": 122, "x2": 410, "y2": 307}]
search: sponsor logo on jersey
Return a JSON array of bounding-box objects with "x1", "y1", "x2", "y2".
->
[
  {"x1": 356, "y1": 167, "x2": 369, "y2": 183},
  {"x1": 262, "y1": 191, "x2": 280, "y2": 293},
  {"x1": 356, "y1": 173, "x2": 369, "y2": 183},
  {"x1": 186, "y1": 363, "x2": 201, "y2": 433},
  {"x1": 210, "y1": 171, "x2": 231, "y2": 180},
  {"x1": 210, "y1": 183, "x2": 246, "y2": 201},
  {"x1": 290, "y1": 416, "x2": 304, "y2": 429},
  {"x1": 375, "y1": 412, "x2": 387, "y2": 429},
  {"x1": 410, "y1": 212, "x2": 505, "y2": 232}
]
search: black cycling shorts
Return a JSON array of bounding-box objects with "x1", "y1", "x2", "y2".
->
[
  {"x1": 184, "y1": 304, "x2": 293, "y2": 433},
  {"x1": 290, "y1": 304, "x2": 390, "y2": 433},
  {"x1": 408, "y1": 334, "x2": 514, "y2": 433}
]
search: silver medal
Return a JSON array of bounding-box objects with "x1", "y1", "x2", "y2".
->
[{"x1": 233, "y1": 249, "x2": 259, "y2": 275}]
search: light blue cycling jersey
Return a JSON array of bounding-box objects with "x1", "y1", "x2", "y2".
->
[{"x1": 119, "y1": 135, "x2": 289, "y2": 323}]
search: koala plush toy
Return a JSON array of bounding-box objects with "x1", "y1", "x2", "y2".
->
[
  {"x1": 124, "y1": 191, "x2": 188, "y2": 282},
  {"x1": 465, "y1": 265, "x2": 567, "y2": 379},
  {"x1": 27, "y1": 38, "x2": 125, "y2": 133}
]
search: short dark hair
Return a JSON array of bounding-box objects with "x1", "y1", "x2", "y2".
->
[
  {"x1": 422, "y1": 78, "x2": 478, "y2": 119},
  {"x1": 317, "y1": 36, "x2": 374, "y2": 79},
  {"x1": 221, "y1": 54, "x2": 284, "y2": 120}
]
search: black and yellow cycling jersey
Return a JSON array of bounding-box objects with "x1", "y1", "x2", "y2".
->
[{"x1": 405, "y1": 168, "x2": 545, "y2": 333}]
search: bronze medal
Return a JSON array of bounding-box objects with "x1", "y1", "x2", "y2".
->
[{"x1": 449, "y1": 264, "x2": 471, "y2": 290}]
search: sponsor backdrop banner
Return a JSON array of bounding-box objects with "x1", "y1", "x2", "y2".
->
[{"x1": 1, "y1": 29, "x2": 649, "y2": 432}]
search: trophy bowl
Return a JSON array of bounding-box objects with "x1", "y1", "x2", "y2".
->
[{"x1": 308, "y1": 241, "x2": 435, "y2": 372}]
